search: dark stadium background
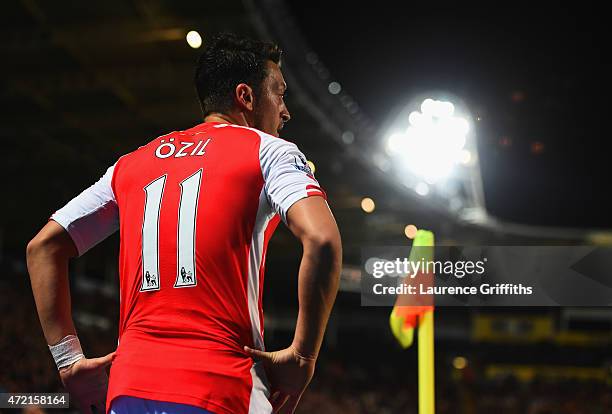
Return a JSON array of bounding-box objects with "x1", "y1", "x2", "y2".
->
[{"x1": 1, "y1": 1, "x2": 610, "y2": 413}]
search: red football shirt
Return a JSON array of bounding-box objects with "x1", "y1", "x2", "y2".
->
[{"x1": 51, "y1": 122, "x2": 326, "y2": 414}]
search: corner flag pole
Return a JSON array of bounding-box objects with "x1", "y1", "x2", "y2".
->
[
  {"x1": 389, "y1": 229, "x2": 436, "y2": 413},
  {"x1": 418, "y1": 309, "x2": 435, "y2": 414}
]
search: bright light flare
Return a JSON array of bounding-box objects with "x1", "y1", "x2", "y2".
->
[
  {"x1": 415, "y1": 182, "x2": 429, "y2": 196},
  {"x1": 328, "y1": 81, "x2": 342, "y2": 95},
  {"x1": 453, "y1": 356, "x2": 468, "y2": 370},
  {"x1": 186, "y1": 31, "x2": 202, "y2": 49},
  {"x1": 386, "y1": 98, "x2": 470, "y2": 183},
  {"x1": 404, "y1": 224, "x2": 418, "y2": 239},
  {"x1": 361, "y1": 197, "x2": 375, "y2": 213},
  {"x1": 460, "y1": 150, "x2": 472, "y2": 165}
]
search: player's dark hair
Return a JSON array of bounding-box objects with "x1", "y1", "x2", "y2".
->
[{"x1": 194, "y1": 33, "x2": 282, "y2": 117}]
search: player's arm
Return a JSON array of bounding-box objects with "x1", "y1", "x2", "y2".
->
[
  {"x1": 27, "y1": 220, "x2": 79, "y2": 345},
  {"x1": 285, "y1": 196, "x2": 342, "y2": 360},
  {"x1": 26, "y1": 164, "x2": 119, "y2": 414}
]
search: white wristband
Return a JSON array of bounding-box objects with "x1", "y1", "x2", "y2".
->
[{"x1": 48, "y1": 335, "x2": 85, "y2": 370}]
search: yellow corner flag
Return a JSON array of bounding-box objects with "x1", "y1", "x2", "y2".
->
[
  {"x1": 389, "y1": 229, "x2": 436, "y2": 414},
  {"x1": 389, "y1": 229, "x2": 435, "y2": 349}
]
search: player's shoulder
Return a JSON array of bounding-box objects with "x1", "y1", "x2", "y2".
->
[
  {"x1": 247, "y1": 128, "x2": 301, "y2": 158},
  {"x1": 212, "y1": 123, "x2": 293, "y2": 145},
  {"x1": 209, "y1": 124, "x2": 302, "y2": 163},
  {"x1": 213, "y1": 123, "x2": 291, "y2": 146}
]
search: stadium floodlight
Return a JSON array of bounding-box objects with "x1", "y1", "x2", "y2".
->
[
  {"x1": 386, "y1": 97, "x2": 471, "y2": 184},
  {"x1": 415, "y1": 182, "x2": 430, "y2": 196},
  {"x1": 460, "y1": 149, "x2": 472, "y2": 165}
]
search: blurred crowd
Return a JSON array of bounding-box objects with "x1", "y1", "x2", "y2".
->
[
  {"x1": 0, "y1": 262, "x2": 62, "y2": 395},
  {"x1": 0, "y1": 258, "x2": 117, "y2": 414},
  {"x1": 296, "y1": 356, "x2": 611, "y2": 414}
]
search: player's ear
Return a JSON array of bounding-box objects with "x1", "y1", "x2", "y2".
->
[{"x1": 235, "y1": 83, "x2": 255, "y2": 112}]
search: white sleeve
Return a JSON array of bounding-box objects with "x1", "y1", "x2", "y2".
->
[
  {"x1": 259, "y1": 133, "x2": 326, "y2": 224},
  {"x1": 51, "y1": 164, "x2": 119, "y2": 256}
]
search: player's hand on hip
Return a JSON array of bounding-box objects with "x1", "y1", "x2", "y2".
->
[
  {"x1": 58, "y1": 351, "x2": 115, "y2": 414},
  {"x1": 244, "y1": 345, "x2": 315, "y2": 414}
]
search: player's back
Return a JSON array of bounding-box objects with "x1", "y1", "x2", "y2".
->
[{"x1": 107, "y1": 122, "x2": 284, "y2": 414}]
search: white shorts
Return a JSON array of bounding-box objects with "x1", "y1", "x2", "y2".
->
[{"x1": 109, "y1": 396, "x2": 215, "y2": 414}]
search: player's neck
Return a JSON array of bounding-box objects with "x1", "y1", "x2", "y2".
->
[{"x1": 204, "y1": 112, "x2": 251, "y2": 128}]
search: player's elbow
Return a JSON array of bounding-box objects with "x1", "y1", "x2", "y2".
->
[
  {"x1": 27, "y1": 235, "x2": 47, "y2": 277},
  {"x1": 26, "y1": 233, "x2": 55, "y2": 263},
  {"x1": 26, "y1": 234, "x2": 46, "y2": 261},
  {"x1": 27, "y1": 224, "x2": 76, "y2": 263}
]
